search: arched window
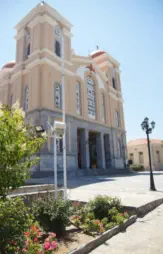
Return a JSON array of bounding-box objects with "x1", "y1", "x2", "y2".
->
[
  {"x1": 112, "y1": 68, "x2": 116, "y2": 90},
  {"x1": 76, "y1": 82, "x2": 81, "y2": 115},
  {"x1": 87, "y1": 76, "x2": 96, "y2": 120},
  {"x1": 115, "y1": 110, "x2": 120, "y2": 127},
  {"x1": 23, "y1": 86, "x2": 29, "y2": 111},
  {"x1": 55, "y1": 41, "x2": 61, "y2": 57},
  {"x1": 26, "y1": 29, "x2": 30, "y2": 57},
  {"x1": 101, "y1": 93, "x2": 105, "y2": 123},
  {"x1": 55, "y1": 84, "x2": 61, "y2": 108}
]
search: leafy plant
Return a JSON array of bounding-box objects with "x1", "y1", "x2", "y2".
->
[
  {"x1": 87, "y1": 195, "x2": 121, "y2": 219},
  {"x1": 0, "y1": 102, "x2": 46, "y2": 199},
  {"x1": 69, "y1": 196, "x2": 129, "y2": 235},
  {"x1": 0, "y1": 197, "x2": 33, "y2": 254},
  {"x1": 32, "y1": 195, "x2": 72, "y2": 236},
  {"x1": 130, "y1": 164, "x2": 145, "y2": 171}
]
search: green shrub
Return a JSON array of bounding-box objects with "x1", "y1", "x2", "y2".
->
[
  {"x1": 87, "y1": 195, "x2": 121, "y2": 219},
  {"x1": 0, "y1": 197, "x2": 33, "y2": 254},
  {"x1": 105, "y1": 222, "x2": 116, "y2": 231},
  {"x1": 32, "y1": 195, "x2": 72, "y2": 236},
  {"x1": 131, "y1": 164, "x2": 145, "y2": 171}
]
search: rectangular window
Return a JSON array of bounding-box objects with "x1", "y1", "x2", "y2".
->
[
  {"x1": 129, "y1": 153, "x2": 134, "y2": 163},
  {"x1": 156, "y1": 151, "x2": 160, "y2": 163},
  {"x1": 112, "y1": 68, "x2": 116, "y2": 90},
  {"x1": 139, "y1": 152, "x2": 144, "y2": 164},
  {"x1": 26, "y1": 30, "x2": 30, "y2": 57},
  {"x1": 55, "y1": 41, "x2": 61, "y2": 57}
]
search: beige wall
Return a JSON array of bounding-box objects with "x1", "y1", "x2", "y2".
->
[{"x1": 128, "y1": 143, "x2": 163, "y2": 170}]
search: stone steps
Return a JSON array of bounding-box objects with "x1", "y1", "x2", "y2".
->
[{"x1": 30, "y1": 167, "x2": 133, "y2": 179}]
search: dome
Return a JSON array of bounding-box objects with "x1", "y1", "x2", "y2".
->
[
  {"x1": 90, "y1": 50, "x2": 106, "y2": 59},
  {"x1": 2, "y1": 61, "x2": 15, "y2": 69}
]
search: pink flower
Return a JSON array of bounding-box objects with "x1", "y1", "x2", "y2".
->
[
  {"x1": 48, "y1": 232, "x2": 56, "y2": 238},
  {"x1": 44, "y1": 241, "x2": 51, "y2": 250},
  {"x1": 120, "y1": 213, "x2": 123, "y2": 216},
  {"x1": 50, "y1": 241, "x2": 57, "y2": 249}
]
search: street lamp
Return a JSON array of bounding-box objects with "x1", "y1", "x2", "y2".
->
[
  {"x1": 141, "y1": 117, "x2": 156, "y2": 191},
  {"x1": 47, "y1": 121, "x2": 66, "y2": 199},
  {"x1": 35, "y1": 125, "x2": 45, "y2": 133}
]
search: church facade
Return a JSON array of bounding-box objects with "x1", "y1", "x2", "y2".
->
[{"x1": 0, "y1": 2, "x2": 127, "y2": 174}]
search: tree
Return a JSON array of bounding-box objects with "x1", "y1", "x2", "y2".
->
[{"x1": 0, "y1": 102, "x2": 46, "y2": 199}]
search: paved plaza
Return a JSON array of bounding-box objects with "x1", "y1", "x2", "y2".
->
[
  {"x1": 90, "y1": 203, "x2": 163, "y2": 254},
  {"x1": 67, "y1": 172, "x2": 163, "y2": 208},
  {"x1": 28, "y1": 171, "x2": 163, "y2": 208}
]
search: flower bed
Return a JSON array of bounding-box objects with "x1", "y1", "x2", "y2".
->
[
  {"x1": 0, "y1": 195, "x2": 134, "y2": 254},
  {"x1": 70, "y1": 196, "x2": 129, "y2": 235}
]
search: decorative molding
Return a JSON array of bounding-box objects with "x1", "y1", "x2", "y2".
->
[
  {"x1": 72, "y1": 57, "x2": 93, "y2": 65},
  {"x1": 93, "y1": 51, "x2": 120, "y2": 67},
  {"x1": 41, "y1": 58, "x2": 74, "y2": 76},
  {"x1": 10, "y1": 71, "x2": 23, "y2": 83},
  {"x1": 14, "y1": 3, "x2": 72, "y2": 31},
  {"x1": 14, "y1": 29, "x2": 26, "y2": 40},
  {"x1": 98, "y1": 61, "x2": 113, "y2": 69},
  {"x1": 28, "y1": 48, "x2": 72, "y2": 66},
  {"x1": 63, "y1": 28, "x2": 73, "y2": 38},
  {"x1": 109, "y1": 92, "x2": 123, "y2": 103}
]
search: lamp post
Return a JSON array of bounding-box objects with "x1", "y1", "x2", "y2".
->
[
  {"x1": 61, "y1": 29, "x2": 67, "y2": 200},
  {"x1": 141, "y1": 117, "x2": 156, "y2": 191}
]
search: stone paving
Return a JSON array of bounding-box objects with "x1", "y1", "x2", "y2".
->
[
  {"x1": 28, "y1": 171, "x2": 163, "y2": 208},
  {"x1": 67, "y1": 172, "x2": 163, "y2": 208},
  {"x1": 90, "y1": 203, "x2": 163, "y2": 254}
]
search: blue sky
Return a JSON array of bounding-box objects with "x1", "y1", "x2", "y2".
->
[{"x1": 0, "y1": 0, "x2": 163, "y2": 141}]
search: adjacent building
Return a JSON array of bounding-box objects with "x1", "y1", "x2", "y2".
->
[
  {"x1": 128, "y1": 139, "x2": 163, "y2": 171},
  {"x1": 0, "y1": 2, "x2": 127, "y2": 174}
]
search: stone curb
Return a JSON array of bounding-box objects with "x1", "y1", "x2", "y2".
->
[
  {"x1": 9, "y1": 184, "x2": 56, "y2": 195},
  {"x1": 68, "y1": 215, "x2": 137, "y2": 254},
  {"x1": 137, "y1": 197, "x2": 163, "y2": 217}
]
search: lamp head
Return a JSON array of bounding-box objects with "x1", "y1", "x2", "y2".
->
[{"x1": 151, "y1": 121, "x2": 155, "y2": 129}]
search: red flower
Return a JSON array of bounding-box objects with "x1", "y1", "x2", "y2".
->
[
  {"x1": 24, "y1": 231, "x2": 30, "y2": 237},
  {"x1": 120, "y1": 213, "x2": 123, "y2": 216},
  {"x1": 34, "y1": 237, "x2": 38, "y2": 242}
]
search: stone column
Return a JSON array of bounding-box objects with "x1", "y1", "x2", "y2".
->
[
  {"x1": 80, "y1": 129, "x2": 90, "y2": 168},
  {"x1": 96, "y1": 133, "x2": 106, "y2": 169}
]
